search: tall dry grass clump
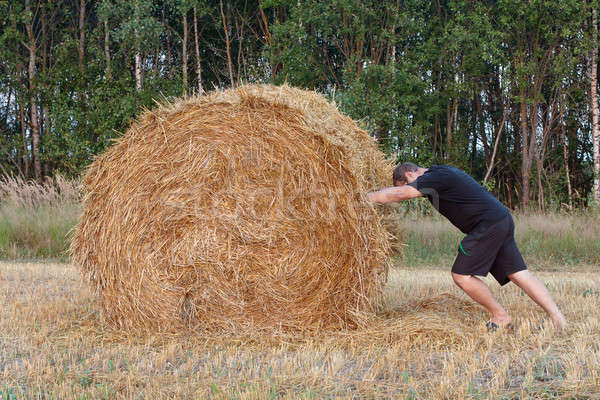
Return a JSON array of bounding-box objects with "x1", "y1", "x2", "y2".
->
[
  {"x1": 0, "y1": 175, "x2": 80, "y2": 259},
  {"x1": 0, "y1": 174, "x2": 80, "y2": 207},
  {"x1": 71, "y1": 84, "x2": 393, "y2": 333}
]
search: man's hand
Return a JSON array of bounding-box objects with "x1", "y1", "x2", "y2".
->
[{"x1": 367, "y1": 185, "x2": 423, "y2": 204}]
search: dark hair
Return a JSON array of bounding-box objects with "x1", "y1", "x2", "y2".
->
[{"x1": 393, "y1": 162, "x2": 420, "y2": 185}]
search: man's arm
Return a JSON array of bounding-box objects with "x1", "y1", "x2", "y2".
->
[{"x1": 367, "y1": 185, "x2": 423, "y2": 204}]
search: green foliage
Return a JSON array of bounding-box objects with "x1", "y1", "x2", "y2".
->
[
  {"x1": 107, "y1": 0, "x2": 164, "y2": 54},
  {"x1": 0, "y1": 0, "x2": 599, "y2": 209},
  {"x1": 337, "y1": 61, "x2": 433, "y2": 160}
]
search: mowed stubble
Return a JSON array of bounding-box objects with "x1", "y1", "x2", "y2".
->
[{"x1": 1, "y1": 261, "x2": 598, "y2": 399}]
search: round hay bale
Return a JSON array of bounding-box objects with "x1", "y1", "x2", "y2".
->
[{"x1": 71, "y1": 84, "x2": 392, "y2": 333}]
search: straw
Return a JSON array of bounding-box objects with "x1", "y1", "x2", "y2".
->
[{"x1": 70, "y1": 84, "x2": 394, "y2": 333}]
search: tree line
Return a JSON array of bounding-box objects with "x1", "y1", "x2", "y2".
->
[{"x1": 1, "y1": 0, "x2": 599, "y2": 210}]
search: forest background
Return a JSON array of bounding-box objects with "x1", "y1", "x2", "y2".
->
[{"x1": 1, "y1": 0, "x2": 600, "y2": 211}]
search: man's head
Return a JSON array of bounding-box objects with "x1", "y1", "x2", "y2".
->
[{"x1": 393, "y1": 162, "x2": 424, "y2": 186}]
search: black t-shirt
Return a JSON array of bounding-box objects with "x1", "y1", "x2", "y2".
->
[{"x1": 408, "y1": 165, "x2": 509, "y2": 234}]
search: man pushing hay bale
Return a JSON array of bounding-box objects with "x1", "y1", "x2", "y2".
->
[{"x1": 70, "y1": 84, "x2": 392, "y2": 333}]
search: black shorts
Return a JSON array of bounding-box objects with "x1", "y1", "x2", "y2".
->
[{"x1": 451, "y1": 215, "x2": 527, "y2": 285}]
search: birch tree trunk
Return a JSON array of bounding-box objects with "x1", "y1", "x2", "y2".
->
[
  {"x1": 193, "y1": 6, "x2": 203, "y2": 93},
  {"x1": 78, "y1": 0, "x2": 87, "y2": 136},
  {"x1": 520, "y1": 99, "x2": 530, "y2": 210},
  {"x1": 483, "y1": 106, "x2": 509, "y2": 184},
  {"x1": 235, "y1": 12, "x2": 245, "y2": 81},
  {"x1": 530, "y1": 102, "x2": 544, "y2": 211},
  {"x1": 592, "y1": 8, "x2": 600, "y2": 203},
  {"x1": 104, "y1": 19, "x2": 111, "y2": 78},
  {"x1": 78, "y1": 0, "x2": 86, "y2": 75},
  {"x1": 257, "y1": 5, "x2": 274, "y2": 79},
  {"x1": 19, "y1": 105, "x2": 29, "y2": 177},
  {"x1": 445, "y1": 98, "x2": 457, "y2": 160},
  {"x1": 135, "y1": 32, "x2": 142, "y2": 91},
  {"x1": 220, "y1": 0, "x2": 235, "y2": 86},
  {"x1": 182, "y1": 8, "x2": 188, "y2": 94},
  {"x1": 560, "y1": 98, "x2": 573, "y2": 209},
  {"x1": 134, "y1": 0, "x2": 142, "y2": 91},
  {"x1": 166, "y1": 27, "x2": 172, "y2": 79},
  {"x1": 13, "y1": 18, "x2": 29, "y2": 177},
  {"x1": 25, "y1": 0, "x2": 41, "y2": 180}
]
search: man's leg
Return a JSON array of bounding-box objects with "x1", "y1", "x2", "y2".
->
[
  {"x1": 507, "y1": 270, "x2": 567, "y2": 329},
  {"x1": 451, "y1": 273, "x2": 511, "y2": 326}
]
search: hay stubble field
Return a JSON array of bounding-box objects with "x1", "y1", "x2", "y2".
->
[
  {"x1": 2, "y1": 261, "x2": 599, "y2": 399},
  {"x1": 2, "y1": 84, "x2": 600, "y2": 399}
]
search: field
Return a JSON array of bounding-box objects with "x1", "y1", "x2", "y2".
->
[
  {"x1": 2, "y1": 178, "x2": 599, "y2": 398},
  {"x1": 2, "y1": 261, "x2": 599, "y2": 399}
]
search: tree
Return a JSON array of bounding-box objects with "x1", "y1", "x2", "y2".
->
[
  {"x1": 0, "y1": 0, "x2": 597, "y2": 208},
  {"x1": 592, "y1": 6, "x2": 600, "y2": 203},
  {"x1": 24, "y1": 0, "x2": 41, "y2": 179}
]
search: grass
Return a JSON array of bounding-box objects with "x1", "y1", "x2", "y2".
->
[
  {"x1": 0, "y1": 202, "x2": 80, "y2": 260},
  {"x1": 395, "y1": 209, "x2": 600, "y2": 270},
  {"x1": 1, "y1": 174, "x2": 599, "y2": 268},
  {"x1": 1, "y1": 261, "x2": 599, "y2": 398},
  {"x1": 0, "y1": 175, "x2": 80, "y2": 261}
]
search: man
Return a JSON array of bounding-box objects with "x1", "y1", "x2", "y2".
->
[{"x1": 368, "y1": 163, "x2": 567, "y2": 330}]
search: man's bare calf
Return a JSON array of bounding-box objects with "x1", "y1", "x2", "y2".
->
[
  {"x1": 507, "y1": 270, "x2": 568, "y2": 329},
  {"x1": 451, "y1": 271, "x2": 567, "y2": 329}
]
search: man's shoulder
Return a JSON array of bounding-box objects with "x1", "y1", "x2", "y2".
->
[
  {"x1": 419, "y1": 165, "x2": 477, "y2": 189},
  {"x1": 433, "y1": 165, "x2": 471, "y2": 179},
  {"x1": 424, "y1": 164, "x2": 458, "y2": 177},
  {"x1": 413, "y1": 165, "x2": 453, "y2": 191}
]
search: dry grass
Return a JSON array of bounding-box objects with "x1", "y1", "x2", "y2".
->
[
  {"x1": 0, "y1": 175, "x2": 80, "y2": 208},
  {"x1": 2, "y1": 261, "x2": 598, "y2": 399},
  {"x1": 0, "y1": 175, "x2": 81, "y2": 260},
  {"x1": 396, "y1": 210, "x2": 600, "y2": 270}
]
